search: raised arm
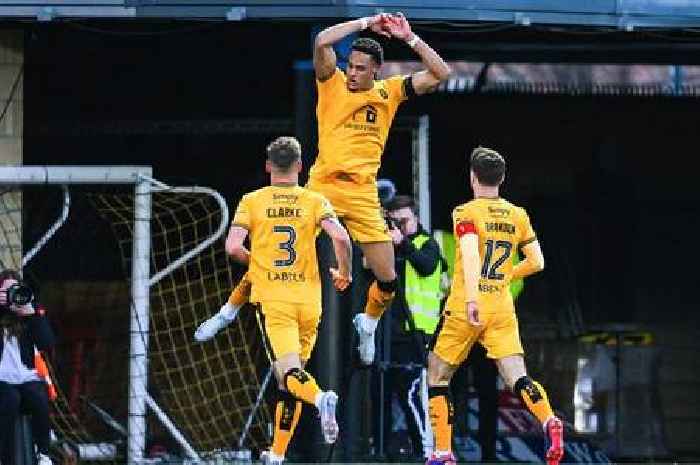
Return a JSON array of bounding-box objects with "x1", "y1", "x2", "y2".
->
[
  {"x1": 225, "y1": 225, "x2": 250, "y2": 266},
  {"x1": 400, "y1": 236, "x2": 441, "y2": 276},
  {"x1": 321, "y1": 217, "x2": 353, "y2": 290},
  {"x1": 385, "y1": 13, "x2": 451, "y2": 95},
  {"x1": 512, "y1": 240, "x2": 544, "y2": 280},
  {"x1": 313, "y1": 15, "x2": 390, "y2": 81}
]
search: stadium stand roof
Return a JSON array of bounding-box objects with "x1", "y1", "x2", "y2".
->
[
  {"x1": 383, "y1": 61, "x2": 700, "y2": 97},
  {"x1": 2, "y1": 0, "x2": 700, "y2": 29}
]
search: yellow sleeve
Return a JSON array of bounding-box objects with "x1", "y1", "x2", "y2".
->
[
  {"x1": 512, "y1": 241, "x2": 544, "y2": 280},
  {"x1": 316, "y1": 68, "x2": 345, "y2": 120},
  {"x1": 232, "y1": 194, "x2": 252, "y2": 229},
  {"x1": 316, "y1": 67, "x2": 345, "y2": 94},
  {"x1": 385, "y1": 74, "x2": 408, "y2": 105},
  {"x1": 518, "y1": 208, "x2": 537, "y2": 247}
]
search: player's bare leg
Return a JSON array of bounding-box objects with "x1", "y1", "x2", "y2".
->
[
  {"x1": 353, "y1": 240, "x2": 397, "y2": 364},
  {"x1": 425, "y1": 352, "x2": 458, "y2": 465},
  {"x1": 496, "y1": 355, "x2": 564, "y2": 465},
  {"x1": 194, "y1": 273, "x2": 251, "y2": 341}
]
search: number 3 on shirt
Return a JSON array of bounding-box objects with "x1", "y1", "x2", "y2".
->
[
  {"x1": 273, "y1": 225, "x2": 297, "y2": 267},
  {"x1": 481, "y1": 239, "x2": 512, "y2": 280}
]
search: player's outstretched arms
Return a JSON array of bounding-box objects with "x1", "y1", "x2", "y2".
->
[
  {"x1": 314, "y1": 15, "x2": 390, "y2": 81},
  {"x1": 321, "y1": 217, "x2": 353, "y2": 291},
  {"x1": 512, "y1": 240, "x2": 545, "y2": 280},
  {"x1": 385, "y1": 12, "x2": 451, "y2": 95},
  {"x1": 225, "y1": 225, "x2": 250, "y2": 265}
]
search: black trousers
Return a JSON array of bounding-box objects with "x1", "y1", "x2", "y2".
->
[
  {"x1": 383, "y1": 365, "x2": 425, "y2": 458},
  {"x1": 0, "y1": 381, "x2": 51, "y2": 465},
  {"x1": 377, "y1": 336, "x2": 428, "y2": 459}
]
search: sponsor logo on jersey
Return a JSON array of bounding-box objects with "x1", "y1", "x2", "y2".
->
[
  {"x1": 488, "y1": 206, "x2": 510, "y2": 218},
  {"x1": 345, "y1": 103, "x2": 380, "y2": 132},
  {"x1": 352, "y1": 104, "x2": 378, "y2": 124},
  {"x1": 479, "y1": 282, "x2": 502, "y2": 293},
  {"x1": 267, "y1": 271, "x2": 306, "y2": 282},
  {"x1": 273, "y1": 193, "x2": 298, "y2": 204}
]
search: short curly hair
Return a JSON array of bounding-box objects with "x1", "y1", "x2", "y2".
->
[
  {"x1": 266, "y1": 136, "x2": 301, "y2": 170},
  {"x1": 470, "y1": 146, "x2": 506, "y2": 186},
  {"x1": 351, "y1": 37, "x2": 383, "y2": 65}
]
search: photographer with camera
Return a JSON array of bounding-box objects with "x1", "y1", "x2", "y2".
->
[
  {"x1": 0, "y1": 269, "x2": 55, "y2": 465},
  {"x1": 378, "y1": 195, "x2": 444, "y2": 459}
]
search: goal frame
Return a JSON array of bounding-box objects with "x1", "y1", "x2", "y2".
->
[{"x1": 0, "y1": 166, "x2": 230, "y2": 463}]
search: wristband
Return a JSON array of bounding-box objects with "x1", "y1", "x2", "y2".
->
[
  {"x1": 359, "y1": 17, "x2": 369, "y2": 30},
  {"x1": 407, "y1": 34, "x2": 420, "y2": 48}
]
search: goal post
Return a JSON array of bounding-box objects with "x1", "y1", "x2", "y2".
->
[{"x1": 0, "y1": 166, "x2": 234, "y2": 463}]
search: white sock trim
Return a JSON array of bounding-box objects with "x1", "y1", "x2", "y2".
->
[
  {"x1": 219, "y1": 302, "x2": 240, "y2": 321},
  {"x1": 314, "y1": 391, "x2": 324, "y2": 410},
  {"x1": 362, "y1": 314, "x2": 379, "y2": 332},
  {"x1": 267, "y1": 451, "x2": 285, "y2": 461}
]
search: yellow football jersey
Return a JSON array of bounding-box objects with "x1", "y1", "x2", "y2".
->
[
  {"x1": 445, "y1": 198, "x2": 536, "y2": 314},
  {"x1": 308, "y1": 68, "x2": 407, "y2": 186},
  {"x1": 231, "y1": 185, "x2": 336, "y2": 305}
]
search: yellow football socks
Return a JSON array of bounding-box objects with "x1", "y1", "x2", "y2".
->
[
  {"x1": 428, "y1": 386, "x2": 454, "y2": 452},
  {"x1": 516, "y1": 377, "x2": 554, "y2": 425},
  {"x1": 364, "y1": 281, "x2": 395, "y2": 319},
  {"x1": 271, "y1": 391, "x2": 302, "y2": 457}
]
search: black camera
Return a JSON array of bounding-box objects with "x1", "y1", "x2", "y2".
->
[
  {"x1": 6, "y1": 283, "x2": 33, "y2": 306},
  {"x1": 384, "y1": 215, "x2": 399, "y2": 230}
]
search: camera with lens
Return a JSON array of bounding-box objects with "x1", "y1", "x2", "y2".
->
[
  {"x1": 5, "y1": 283, "x2": 34, "y2": 307},
  {"x1": 384, "y1": 215, "x2": 399, "y2": 231}
]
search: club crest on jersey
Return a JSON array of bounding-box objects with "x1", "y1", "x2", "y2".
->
[{"x1": 378, "y1": 88, "x2": 388, "y2": 99}]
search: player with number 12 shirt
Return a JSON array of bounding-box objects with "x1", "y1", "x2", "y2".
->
[{"x1": 425, "y1": 147, "x2": 564, "y2": 465}]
